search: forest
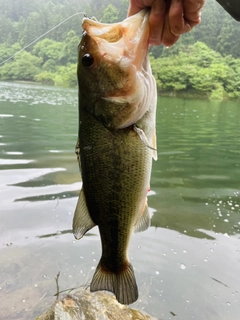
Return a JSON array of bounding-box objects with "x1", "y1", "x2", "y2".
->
[{"x1": 0, "y1": 0, "x2": 240, "y2": 99}]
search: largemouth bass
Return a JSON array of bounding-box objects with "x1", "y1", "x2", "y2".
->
[{"x1": 73, "y1": 9, "x2": 157, "y2": 305}]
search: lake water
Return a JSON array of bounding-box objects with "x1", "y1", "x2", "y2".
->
[{"x1": 0, "y1": 81, "x2": 239, "y2": 320}]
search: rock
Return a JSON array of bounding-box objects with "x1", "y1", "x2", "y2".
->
[{"x1": 36, "y1": 289, "x2": 156, "y2": 320}]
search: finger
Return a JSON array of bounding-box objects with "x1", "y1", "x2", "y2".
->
[
  {"x1": 128, "y1": 1, "x2": 144, "y2": 16},
  {"x1": 161, "y1": 15, "x2": 180, "y2": 47},
  {"x1": 183, "y1": 0, "x2": 206, "y2": 21},
  {"x1": 168, "y1": 0, "x2": 191, "y2": 36},
  {"x1": 128, "y1": 0, "x2": 155, "y2": 17},
  {"x1": 183, "y1": 0, "x2": 205, "y2": 24},
  {"x1": 148, "y1": 0, "x2": 166, "y2": 46}
]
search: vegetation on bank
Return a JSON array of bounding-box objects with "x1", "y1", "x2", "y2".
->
[
  {"x1": 150, "y1": 42, "x2": 240, "y2": 100},
  {"x1": 1, "y1": 39, "x2": 239, "y2": 100},
  {"x1": 0, "y1": 0, "x2": 240, "y2": 99},
  {"x1": 0, "y1": 31, "x2": 79, "y2": 87}
]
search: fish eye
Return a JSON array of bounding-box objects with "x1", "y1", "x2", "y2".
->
[{"x1": 82, "y1": 53, "x2": 94, "y2": 67}]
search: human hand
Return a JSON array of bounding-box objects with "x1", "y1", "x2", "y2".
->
[{"x1": 128, "y1": 0, "x2": 206, "y2": 46}]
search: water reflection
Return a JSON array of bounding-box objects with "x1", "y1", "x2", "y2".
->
[
  {"x1": 150, "y1": 98, "x2": 240, "y2": 241},
  {"x1": 15, "y1": 189, "x2": 80, "y2": 202},
  {"x1": 37, "y1": 230, "x2": 96, "y2": 239},
  {"x1": 0, "y1": 114, "x2": 14, "y2": 117},
  {"x1": 0, "y1": 81, "x2": 77, "y2": 106},
  {"x1": 0, "y1": 158, "x2": 34, "y2": 164},
  {"x1": 0, "y1": 82, "x2": 239, "y2": 320}
]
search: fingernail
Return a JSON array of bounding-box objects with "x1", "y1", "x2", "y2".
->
[
  {"x1": 152, "y1": 0, "x2": 165, "y2": 14},
  {"x1": 149, "y1": 37, "x2": 162, "y2": 46},
  {"x1": 149, "y1": 29, "x2": 162, "y2": 46}
]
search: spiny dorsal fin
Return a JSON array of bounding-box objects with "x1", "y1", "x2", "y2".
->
[
  {"x1": 134, "y1": 202, "x2": 150, "y2": 233},
  {"x1": 90, "y1": 261, "x2": 138, "y2": 305},
  {"x1": 75, "y1": 138, "x2": 81, "y2": 169},
  {"x1": 72, "y1": 188, "x2": 96, "y2": 240}
]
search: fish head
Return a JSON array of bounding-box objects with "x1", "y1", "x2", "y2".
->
[{"x1": 78, "y1": 10, "x2": 156, "y2": 129}]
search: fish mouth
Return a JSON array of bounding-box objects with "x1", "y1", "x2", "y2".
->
[{"x1": 82, "y1": 10, "x2": 150, "y2": 71}]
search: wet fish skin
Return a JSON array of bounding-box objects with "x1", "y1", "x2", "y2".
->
[{"x1": 73, "y1": 10, "x2": 157, "y2": 305}]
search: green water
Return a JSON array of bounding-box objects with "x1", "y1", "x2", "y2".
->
[{"x1": 0, "y1": 82, "x2": 239, "y2": 320}]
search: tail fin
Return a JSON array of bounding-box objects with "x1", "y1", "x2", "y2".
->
[{"x1": 90, "y1": 261, "x2": 138, "y2": 305}]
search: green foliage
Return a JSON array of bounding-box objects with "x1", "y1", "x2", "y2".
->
[
  {"x1": 42, "y1": 59, "x2": 58, "y2": 72},
  {"x1": 34, "y1": 71, "x2": 55, "y2": 85},
  {"x1": 0, "y1": 37, "x2": 78, "y2": 86},
  {"x1": 0, "y1": 0, "x2": 240, "y2": 58},
  {"x1": 190, "y1": 42, "x2": 222, "y2": 67},
  {"x1": 0, "y1": 0, "x2": 239, "y2": 98},
  {"x1": 34, "y1": 64, "x2": 77, "y2": 87},
  {"x1": 150, "y1": 42, "x2": 240, "y2": 100},
  {"x1": 58, "y1": 31, "x2": 79, "y2": 65},
  {"x1": 0, "y1": 15, "x2": 14, "y2": 44},
  {"x1": 54, "y1": 64, "x2": 77, "y2": 87},
  {"x1": 100, "y1": 4, "x2": 119, "y2": 23},
  {"x1": 20, "y1": 12, "x2": 46, "y2": 48},
  {"x1": 32, "y1": 39, "x2": 63, "y2": 63},
  {"x1": 210, "y1": 84, "x2": 225, "y2": 100},
  {"x1": 0, "y1": 51, "x2": 42, "y2": 81},
  {"x1": 0, "y1": 43, "x2": 21, "y2": 63}
]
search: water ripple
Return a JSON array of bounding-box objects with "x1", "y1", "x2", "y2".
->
[{"x1": 0, "y1": 114, "x2": 14, "y2": 117}]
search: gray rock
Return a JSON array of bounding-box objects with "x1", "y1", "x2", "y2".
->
[{"x1": 36, "y1": 289, "x2": 156, "y2": 320}]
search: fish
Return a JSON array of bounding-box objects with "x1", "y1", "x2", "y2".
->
[{"x1": 72, "y1": 9, "x2": 157, "y2": 305}]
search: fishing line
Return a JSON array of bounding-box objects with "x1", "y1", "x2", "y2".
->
[{"x1": 0, "y1": 11, "x2": 86, "y2": 66}]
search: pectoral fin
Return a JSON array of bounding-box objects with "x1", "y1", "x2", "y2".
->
[
  {"x1": 72, "y1": 188, "x2": 96, "y2": 239},
  {"x1": 152, "y1": 128, "x2": 158, "y2": 161},
  {"x1": 133, "y1": 125, "x2": 157, "y2": 160},
  {"x1": 134, "y1": 201, "x2": 150, "y2": 233}
]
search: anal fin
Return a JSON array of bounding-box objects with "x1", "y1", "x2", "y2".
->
[{"x1": 72, "y1": 188, "x2": 96, "y2": 239}]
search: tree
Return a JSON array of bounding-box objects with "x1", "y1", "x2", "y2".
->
[
  {"x1": 0, "y1": 43, "x2": 21, "y2": 65},
  {"x1": 100, "y1": 4, "x2": 119, "y2": 23},
  {"x1": 150, "y1": 41, "x2": 240, "y2": 99},
  {"x1": 54, "y1": 64, "x2": 77, "y2": 87},
  {"x1": 0, "y1": 15, "x2": 14, "y2": 44},
  {"x1": 58, "y1": 30, "x2": 79, "y2": 65},
  {"x1": 32, "y1": 38, "x2": 62, "y2": 63},
  {"x1": 0, "y1": 51, "x2": 42, "y2": 81},
  {"x1": 19, "y1": 12, "x2": 47, "y2": 48}
]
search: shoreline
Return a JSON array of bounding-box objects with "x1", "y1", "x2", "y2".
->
[{"x1": 0, "y1": 80, "x2": 239, "y2": 101}]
